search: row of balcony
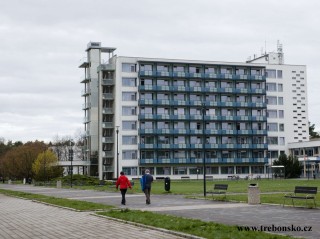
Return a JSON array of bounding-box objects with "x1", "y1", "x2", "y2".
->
[
  {"x1": 139, "y1": 114, "x2": 267, "y2": 121},
  {"x1": 140, "y1": 157, "x2": 268, "y2": 164},
  {"x1": 139, "y1": 143, "x2": 268, "y2": 149},
  {"x1": 139, "y1": 129, "x2": 267, "y2": 135},
  {"x1": 139, "y1": 71, "x2": 266, "y2": 80},
  {"x1": 139, "y1": 99, "x2": 266, "y2": 108},
  {"x1": 139, "y1": 85, "x2": 266, "y2": 94}
]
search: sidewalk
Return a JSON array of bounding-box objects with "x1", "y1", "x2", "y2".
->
[
  {"x1": 1, "y1": 184, "x2": 320, "y2": 239},
  {"x1": 0, "y1": 193, "x2": 192, "y2": 239}
]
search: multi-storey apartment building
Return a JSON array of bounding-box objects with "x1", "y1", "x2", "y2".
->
[{"x1": 79, "y1": 42, "x2": 308, "y2": 180}]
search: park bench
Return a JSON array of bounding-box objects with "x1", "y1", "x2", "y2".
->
[
  {"x1": 206, "y1": 184, "x2": 228, "y2": 199},
  {"x1": 181, "y1": 176, "x2": 190, "y2": 180},
  {"x1": 283, "y1": 186, "x2": 317, "y2": 208}
]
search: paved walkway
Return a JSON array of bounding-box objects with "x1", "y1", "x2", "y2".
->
[
  {"x1": 0, "y1": 193, "x2": 189, "y2": 239},
  {"x1": 1, "y1": 184, "x2": 320, "y2": 239}
]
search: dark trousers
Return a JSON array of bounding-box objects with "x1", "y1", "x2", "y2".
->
[
  {"x1": 120, "y1": 189, "x2": 127, "y2": 204},
  {"x1": 144, "y1": 188, "x2": 151, "y2": 204}
]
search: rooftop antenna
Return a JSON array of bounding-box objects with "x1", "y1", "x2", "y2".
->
[
  {"x1": 277, "y1": 40, "x2": 284, "y2": 64},
  {"x1": 265, "y1": 40, "x2": 267, "y2": 54}
]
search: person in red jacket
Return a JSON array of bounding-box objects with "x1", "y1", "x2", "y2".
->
[{"x1": 116, "y1": 171, "x2": 132, "y2": 205}]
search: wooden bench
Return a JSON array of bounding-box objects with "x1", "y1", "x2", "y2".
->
[
  {"x1": 283, "y1": 186, "x2": 317, "y2": 208},
  {"x1": 206, "y1": 184, "x2": 228, "y2": 199},
  {"x1": 181, "y1": 176, "x2": 190, "y2": 180}
]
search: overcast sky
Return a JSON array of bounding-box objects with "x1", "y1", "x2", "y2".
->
[{"x1": 1, "y1": 0, "x2": 320, "y2": 143}]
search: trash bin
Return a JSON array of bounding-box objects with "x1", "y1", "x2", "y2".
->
[
  {"x1": 165, "y1": 177, "x2": 170, "y2": 192},
  {"x1": 248, "y1": 183, "x2": 260, "y2": 204}
]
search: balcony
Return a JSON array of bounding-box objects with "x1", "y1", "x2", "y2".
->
[
  {"x1": 79, "y1": 57, "x2": 89, "y2": 68},
  {"x1": 102, "y1": 122, "x2": 114, "y2": 128},
  {"x1": 98, "y1": 64, "x2": 115, "y2": 71},
  {"x1": 102, "y1": 79, "x2": 114, "y2": 85},
  {"x1": 102, "y1": 137, "x2": 114, "y2": 143},
  {"x1": 102, "y1": 108, "x2": 113, "y2": 114},
  {"x1": 81, "y1": 88, "x2": 91, "y2": 96},
  {"x1": 103, "y1": 166, "x2": 114, "y2": 172},
  {"x1": 82, "y1": 102, "x2": 91, "y2": 109},
  {"x1": 102, "y1": 93, "x2": 114, "y2": 100},
  {"x1": 102, "y1": 151, "x2": 114, "y2": 157}
]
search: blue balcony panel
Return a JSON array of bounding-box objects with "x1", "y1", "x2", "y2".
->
[
  {"x1": 156, "y1": 71, "x2": 172, "y2": 77},
  {"x1": 190, "y1": 158, "x2": 203, "y2": 163},
  {"x1": 156, "y1": 129, "x2": 170, "y2": 134},
  {"x1": 157, "y1": 144, "x2": 171, "y2": 149},
  {"x1": 139, "y1": 144, "x2": 157, "y2": 149}
]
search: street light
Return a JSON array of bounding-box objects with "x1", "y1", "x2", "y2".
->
[
  {"x1": 69, "y1": 141, "x2": 73, "y2": 187},
  {"x1": 116, "y1": 126, "x2": 120, "y2": 179},
  {"x1": 202, "y1": 103, "x2": 207, "y2": 197}
]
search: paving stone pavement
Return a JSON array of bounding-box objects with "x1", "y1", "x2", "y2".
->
[
  {"x1": 0, "y1": 194, "x2": 189, "y2": 239},
  {"x1": 1, "y1": 184, "x2": 320, "y2": 239}
]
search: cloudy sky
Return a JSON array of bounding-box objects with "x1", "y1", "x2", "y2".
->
[{"x1": 1, "y1": 0, "x2": 320, "y2": 143}]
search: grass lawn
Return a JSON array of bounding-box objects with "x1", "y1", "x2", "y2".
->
[{"x1": 68, "y1": 178, "x2": 320, "y2": 207}]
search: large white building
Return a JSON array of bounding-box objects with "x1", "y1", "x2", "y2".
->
[{"x1": 79, "y1": 42, "x2": 309, "y2": 180}]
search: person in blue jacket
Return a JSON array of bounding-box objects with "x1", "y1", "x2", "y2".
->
[{"x1": 140, "y1": 169, "x2": 154, "y2": 204}]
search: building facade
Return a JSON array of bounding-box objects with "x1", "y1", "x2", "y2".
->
[{"x1": 79, "y1": 42, "x2": 308, "y2": 180}]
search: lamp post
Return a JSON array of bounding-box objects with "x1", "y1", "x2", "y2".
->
[
  {"x1": 116, "y1": 126, "x2": 120, "y2": 179},
  {"x1": 69, "y1": 141, "x2": 73, "y2": 187},
  {"x1": 202, "y1": 103, "x2": 207, "y2": 197}
]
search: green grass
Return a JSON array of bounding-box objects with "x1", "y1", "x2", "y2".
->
[
  {"x1": 99, "y1": 209, "x2": 294, "y2": 239},
  {"x1": 0, "y1": 189, "x2": 114, "y2": 211}
]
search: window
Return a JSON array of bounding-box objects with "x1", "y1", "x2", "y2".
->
[
  {"x1": 122, "y1": 106, "x2": 136, "y2": 115},
  {"x1": 140, "y1": 121, "x2": 153, "y2": 129},
  {"x1": 267, "y1": 123, "x2": 278, "y2": 131},
  {"x1": 173, "y1": 167, "x2": 187, "y2": 175},
  {"x1": 205, "y1": 67, "x2": 217, "y2": 74},
  {"x1": 158, "y1": 151, "x2": 170, "y2": 159},
  {"x1": 266, "y1": 96, "x2": 277, "y2": 105},
  {"x1": 267, "y1": 137, "x2": 278, "y2": 145},
  {"x1": 174, "y1": 136, "x2": 186, "y2": 144},
  {"x1": 266, "y1": 69, "x2": 276, "y2": 78},
  {"x1": 189, "y1": 80, "x2": 201, "y2": 87},
  {"x1": 279, "y1": 124, "x2": 284, "y2": 131},
  {"x1": 140, "y1": 79, "x2": 152, "y2": 86},
  {"x1": 123, "y1": 136, "x2": 137, "y2": 145},
  {"x1": 157, "y1": 65, "x2": 169, "y2": 72},
  {"x1": 122, "y1": 92, "x2": 136, "y2": 101},
  {"x1": 189, "y1": 66, "x2": 201, "y2": 73},
  {"x1": 122, "y1": 121, "x2": 137, "y2": 130},
  {"x1": 173, "y1": 80, "x2": 185, "y2": 86},
  {"x1": 140, "y1": 93, "x2": 153, "y2": 100},
  {"x1": 122, "y1": 77, "x2": 136, "y2": 86},
  {"x1": 140, "y1": 64, "x2": 152, "y2": 71},
  {"x1": 158, "y1": 136, "x2": 169, "y2": 144},
  {"x1": 266, "y1": 83, "x2": 277, "y2": 91},
  {"x1": 174, "y1": 108, "x2": 185, "y2": 115},
  {"x1": 141, "y1": 151, "x2": 154, "y2": 159},
  {"x1": 174, "y1": 94, "x2": 185, "y2": 100},
  {"x1": 157, "y1": 93, "x2": 169, "y2": 100},
  {"x1": 173, "y1": 66, "x2": 184, "y2": 72},
  {"x1": 122, "y1": 150, "x2": 137, "y2": 160},
  {"x1": 278, "y1": 83, "x2": 283, "y2": 92},
  {"x1": 157, "y1": 79, "x2": 169, "y2": 86},
  {"x1": 122, "y1": 167, "x2": 137, "y2": 176},
  {"x1": 122, "y1": 63, "x2": 136, "y2": 72},
  {"x1": 156, "y1": 167, "x2": 171, "y2": 175},
  {"x1": 140, "y1": 107, "x2": 153, "y2": 114},
  {"x1": 279, "y1": 137, "x2": 285, "y2": 145},
  {"x1": 174, "y1": 121, "x2": 186, "y2": 129},
  {"x1": 221, "y1": 166, "x2": 234, "y2": 174},
  {"x1": 157, "y1": 121, "x2": 170, "y2": 129},
  {"x1": 278, "y1": 97, "x2": 284, "y2": 105},
  {"x1": 279, "y1": 110, "x2": 284, "y2": 118},
  {"x1": 174, "y1": 151, "x2": 185, "y2": 158},
  {"x1": 277, "y1": 70, "x2": 283, "y2": 78},
  {"x1": 267, "y1": 110, "x2": 277, "y2": 118}
]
